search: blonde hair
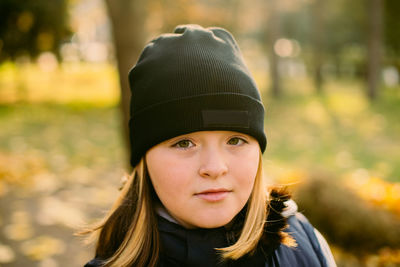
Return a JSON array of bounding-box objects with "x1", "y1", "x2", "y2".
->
[
  {"x1": 83, "y1": 153, "x2": 270, "y2": 266},
  {"x1": 217, "y1": 153, "x2": 267, "y2": 259}
]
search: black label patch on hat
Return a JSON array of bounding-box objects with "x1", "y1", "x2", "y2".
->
[{"x1": 202, "y1": 110, "x2": 249, "y2": 128}]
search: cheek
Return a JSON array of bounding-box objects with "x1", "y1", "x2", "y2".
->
[
  {"x1": 151, "y1": 172, "x2": 184, "y2": 201},
  {"x1": 146, "y1": 154, "x2": 191, "y2": 206},
  {"x1": 232, "y1": 149, "x2": 259, "y2": 196}
]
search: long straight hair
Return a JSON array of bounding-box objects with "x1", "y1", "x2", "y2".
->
[
  {"x1": 216, "y1": 153, "x2": 267, "y2": 259},
  {"x1": 83, "y1": 153, "x2": 269, "y2": 266}
]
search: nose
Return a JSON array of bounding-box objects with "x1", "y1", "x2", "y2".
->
[{"x1": 198, "y1": 146, "x2": 228, "y2": 179}]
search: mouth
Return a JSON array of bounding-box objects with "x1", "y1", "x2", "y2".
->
[{"x1": 194, "y1": 188, "x2": 232, "y2": 202}]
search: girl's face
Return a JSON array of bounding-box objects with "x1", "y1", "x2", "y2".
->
[{"x1": 145, "y1": 130, "x2": 260, "y2": 229}]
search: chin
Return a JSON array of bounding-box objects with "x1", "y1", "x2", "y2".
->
[{"x1": 192, "y1": 213, "x2": 236, "y2": 229}]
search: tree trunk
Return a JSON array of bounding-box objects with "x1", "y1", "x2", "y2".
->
[
  {"x1": 104, "y1": 0, "x2": 146, "y2": 169},
  {"x1": 312, "y1": 0, "x2": 324, "y2": 94},
  {"x1": 268, "y1": 0, "x2": 281, "y2": 98},
  {"x1": 367, "y1": 0, "x2": 383, "y2": 100}
]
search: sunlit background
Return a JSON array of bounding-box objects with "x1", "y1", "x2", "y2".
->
[{"x1": 0, "y1": 0, "x2": 400, "y2": 266}]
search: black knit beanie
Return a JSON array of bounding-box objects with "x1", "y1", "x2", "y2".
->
[{"x1": 128, "y1": 24, "x2": 266, "y2": 167}]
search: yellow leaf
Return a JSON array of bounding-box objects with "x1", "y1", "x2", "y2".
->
[
  {"x1": 0, "y1": 244, "x2": 16, "y2": 264},
  {"x1": 20, "y1": 236, "x2": 65, "y2": 261}
]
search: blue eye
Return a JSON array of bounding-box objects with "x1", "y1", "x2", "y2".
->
[
  {"x1": 227, "y1": 137, "x2": 247, "y2": 145},
  {"x1": 172, "y1": 139, "x2": 194, "y2": 149}
]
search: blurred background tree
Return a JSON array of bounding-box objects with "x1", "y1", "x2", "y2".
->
[
  {"x1": 104, "y1": 0, "x2": 146, "y2": 167},
  {"x1": 0, "y1": 0, "x2": 70, "y2": 103},
  {"x1": 0, "y1": 0, "x2": 70, "y2": 61}
]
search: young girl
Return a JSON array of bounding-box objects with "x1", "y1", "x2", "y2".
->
[{"x1": 84, "y1": 24, "x2": 336, "y2": 267}]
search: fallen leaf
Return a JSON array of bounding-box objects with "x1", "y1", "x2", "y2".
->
[
  {"x1": 3, "y1": 222, "x2": 34, "y2": 241},
  {"x1": 0, "y1": 244, "x2": 16, "y2": 263},
  {"x1": 36, "y1": 196, "x2": 86, "y2": 228},
  {"x1": 20, "y1": 235, "x2": 65, "y2": 261}
]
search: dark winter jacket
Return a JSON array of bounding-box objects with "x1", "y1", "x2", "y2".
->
[
  {"x1": 155, "y1": 209, "x2": 333, "y2": 267},
  {"x1": 84, "y1": 191, "x2": 336, "y2": 267}
]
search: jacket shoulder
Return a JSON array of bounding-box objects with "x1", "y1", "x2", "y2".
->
[
  {"x1": 286, "y1": 213, "x2": 336, "y2": 267},
  {"x1": 262, "y1": 189, "x2": 334, "y2": 266}
]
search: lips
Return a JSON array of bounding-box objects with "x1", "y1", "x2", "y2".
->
[{"x1": 195, "y1": 188, "x2": 231, "y2": 202}]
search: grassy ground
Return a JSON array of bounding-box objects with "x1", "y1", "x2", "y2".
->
[
  {"x1": 262, "y1": 78, "x2": 400, "y2": 183},
  {"x1": 0, "y1": 62, "x2": 399, "y2": 266}
]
